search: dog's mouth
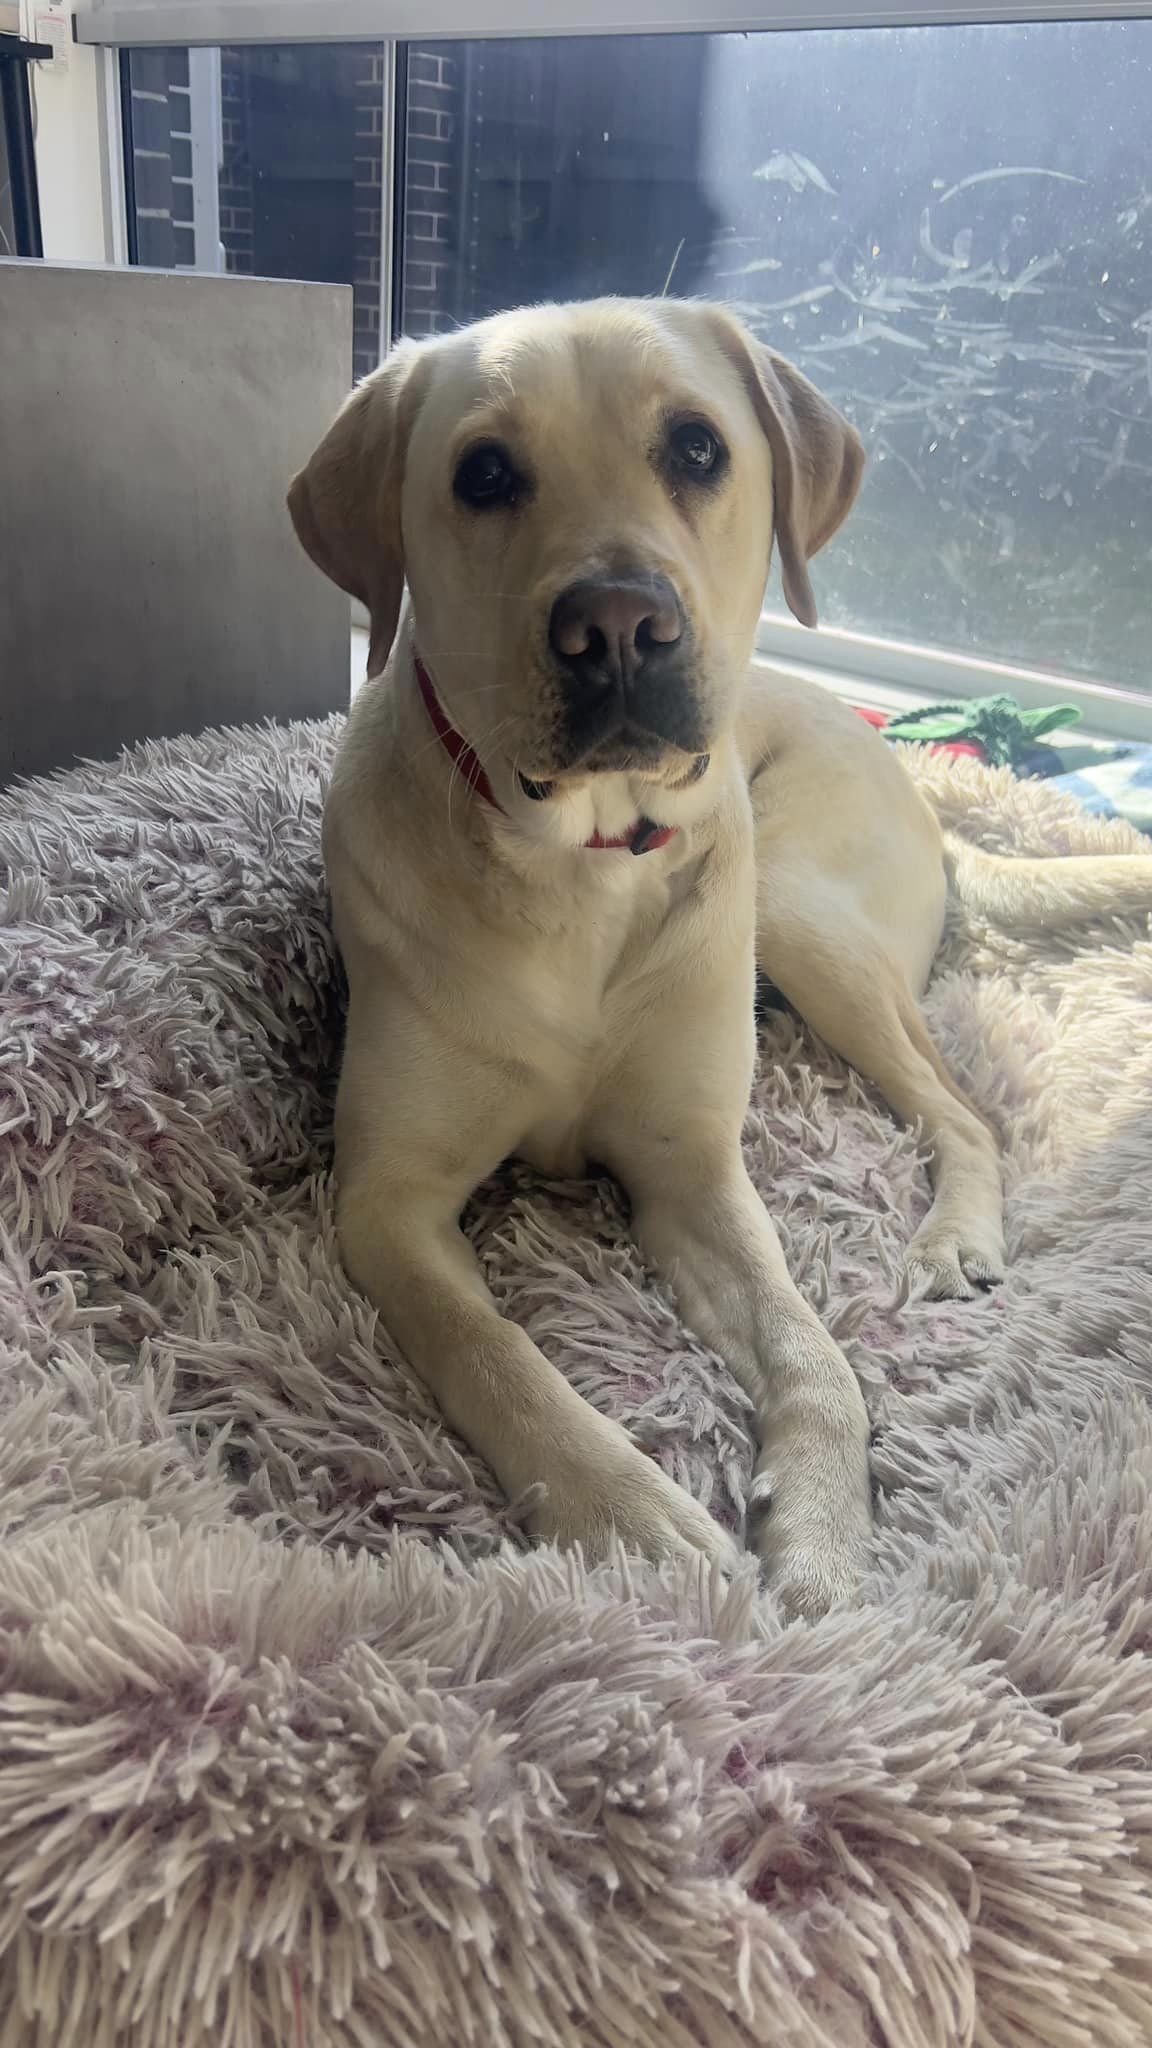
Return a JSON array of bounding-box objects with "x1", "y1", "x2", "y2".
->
[
  {"x1": 518, "y1": 746, "x2": 709, "y2": 803},
  {"x1": 581, "y1": 727, "x2": 678, "y2": 773},
  {"x1": 537, "y1": 641, "x2": 713, "y2": 786},
  {"x1": 514, "y1": 675, "x2": 714, "y2": 795}
]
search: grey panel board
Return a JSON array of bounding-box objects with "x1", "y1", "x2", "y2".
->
[{"x1": 0, "y1": 261, "x2": 353, "y2": 784}]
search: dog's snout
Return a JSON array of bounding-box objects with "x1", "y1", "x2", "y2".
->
[
  {"x1": 547, "y1": 570, "x2": 705, "y2": 767},
  {"x1": 548, "y1": 576, "x2": 683, "y2": 684}
]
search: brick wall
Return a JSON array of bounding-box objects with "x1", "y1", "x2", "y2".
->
[
  {"x1": 217, "y1": 52, "x2": 253, "y2": 276},
  {"x1": 352, "y1": 48, "x2": 385, "y2": 381},
  {"x1": 401, "y1": 48, "x2": 460, "y2": 339},
  {"x1": 215, "y1": 45, "x2": 380, "y2": 375},
  {"x1": 126, "y1": 43, "x2": 462, "y2": 367},
  {"x1": 127, "y1": 48, "x2": 195, "y2": 270}
]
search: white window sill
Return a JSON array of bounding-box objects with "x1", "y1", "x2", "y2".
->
[{"x1": 756, "y1": 617, "x2": 1152, "y2": 747}]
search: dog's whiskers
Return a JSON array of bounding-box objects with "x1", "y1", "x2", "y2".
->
[
  {"x1": 442, "y1": 712, "x2": 518, "y2": 839},
  {"x1": 404, "y1": 701, "x2": 512, "y2": 775}
]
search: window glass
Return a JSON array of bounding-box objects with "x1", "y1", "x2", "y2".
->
[
  {"x1": 124, "y1": 43, "x2": 386, "y2": 380},
  {"x1": 123, "y1": 24, "x2": 1152, "y2": 691},
  {"x1": 399, "y1": 23, "x2": 1152, "y2": 692}
]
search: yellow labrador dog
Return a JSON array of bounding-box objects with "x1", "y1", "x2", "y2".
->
[{"x1": 290, "y1": 297, "x2": 1152, "y2": 1616}]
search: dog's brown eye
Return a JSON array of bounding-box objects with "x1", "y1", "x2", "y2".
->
[
  {"x1": 669, "y1": 420, "x2": 724, "y2": 477},
  {"x1": 454, "y1": 442, "x2": 521, "y2": 509}
]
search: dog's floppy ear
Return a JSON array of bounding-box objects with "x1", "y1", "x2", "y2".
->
[
  {"x1": 288, "y1": 341, "x2": 427, "y2": 678},
  {"x1": 708, "y1": 308, "x2": 865, "y2": 628}
]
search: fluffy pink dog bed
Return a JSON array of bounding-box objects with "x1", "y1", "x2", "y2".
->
[{"x1": 2, "y1": 717, "x2": 1151, "y2": 2048}]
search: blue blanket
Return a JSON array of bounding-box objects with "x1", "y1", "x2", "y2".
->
[{"x1": 1047, "y1": 746, "x2": 1152, "y2": 836}]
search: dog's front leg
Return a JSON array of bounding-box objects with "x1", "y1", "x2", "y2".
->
[
  {"x1": 632, "y1": 1159, "x2": 872, "y2": 1616},
  {"x1": 337, "y1": 1173, "x2": 738, "y2": 1573},
  {"x1": 592, "y1": 1006, "x2": 872, "y2": 1617}
]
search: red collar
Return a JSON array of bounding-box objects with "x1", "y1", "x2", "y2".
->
[{"x1": 414, "y1": 653, "x2": 678, "y2": 855}]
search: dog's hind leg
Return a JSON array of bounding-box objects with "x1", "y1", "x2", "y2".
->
[{"x1": 755, "y1": 875, "x2": 1004, "y2": 1301}]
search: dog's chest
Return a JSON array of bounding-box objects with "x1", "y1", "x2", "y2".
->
[
  {"x1": 516, "y1": 1116, "x2": 593, "y2": 1179},
  {"x1": 507, "y1": 877, "x2": 681, "y2": 1177},
  {"x1": 511, "y1": 1003, "x2": 612, "y2": 1175}
]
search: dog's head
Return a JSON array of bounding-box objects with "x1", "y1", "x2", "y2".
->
[{"x1": 289, "y1": 298, "x2": 863, "y2": 798}]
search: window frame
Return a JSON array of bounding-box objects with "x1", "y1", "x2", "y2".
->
[
  {"x1": 98, "y1": 0, "x2": 1152, "y2": 738},
  {"x1": 74, "y1": 1, "x2": 1152, "y2": 46}
]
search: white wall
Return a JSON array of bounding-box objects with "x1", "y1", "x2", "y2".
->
[{"x1": 20, "y1": 0, "x2": 118, "y2": 261}]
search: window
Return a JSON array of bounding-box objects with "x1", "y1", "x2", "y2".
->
[
  {"x1": 399, "y1": 22, "x2": 1152, "y2": 701},
  {"x1": 123, "y1": 41, "x2": 389, "y2": 381},
  {"x1": 0, "y1": 31, "x2": 44, "y2": 259},
  {"x1": 115, "y1": 12, "x2": 1152, "y2": 719}
]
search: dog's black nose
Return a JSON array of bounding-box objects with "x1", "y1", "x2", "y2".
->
[{"x1": 548, "y1": 575, "x2": 683, "y2": 690}]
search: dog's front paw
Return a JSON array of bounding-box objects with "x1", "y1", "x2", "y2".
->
[
  {"x1": 748, "y1": 1390, "x2": 872, "y2": 1620},
  {"x1": 906, "y1": 1217, "x2": 1005, "y2": 1301},
  {"x1": 749, "y1": 1481, "x2": 871, "y2": 1619},
  {"x1": 527, "y1": 1431, "x2": 739, "y2": 1574}
]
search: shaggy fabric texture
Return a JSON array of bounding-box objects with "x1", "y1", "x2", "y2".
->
[{"x1": 2, "y1": 719, "x2": 1152, "y2": 2048}]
